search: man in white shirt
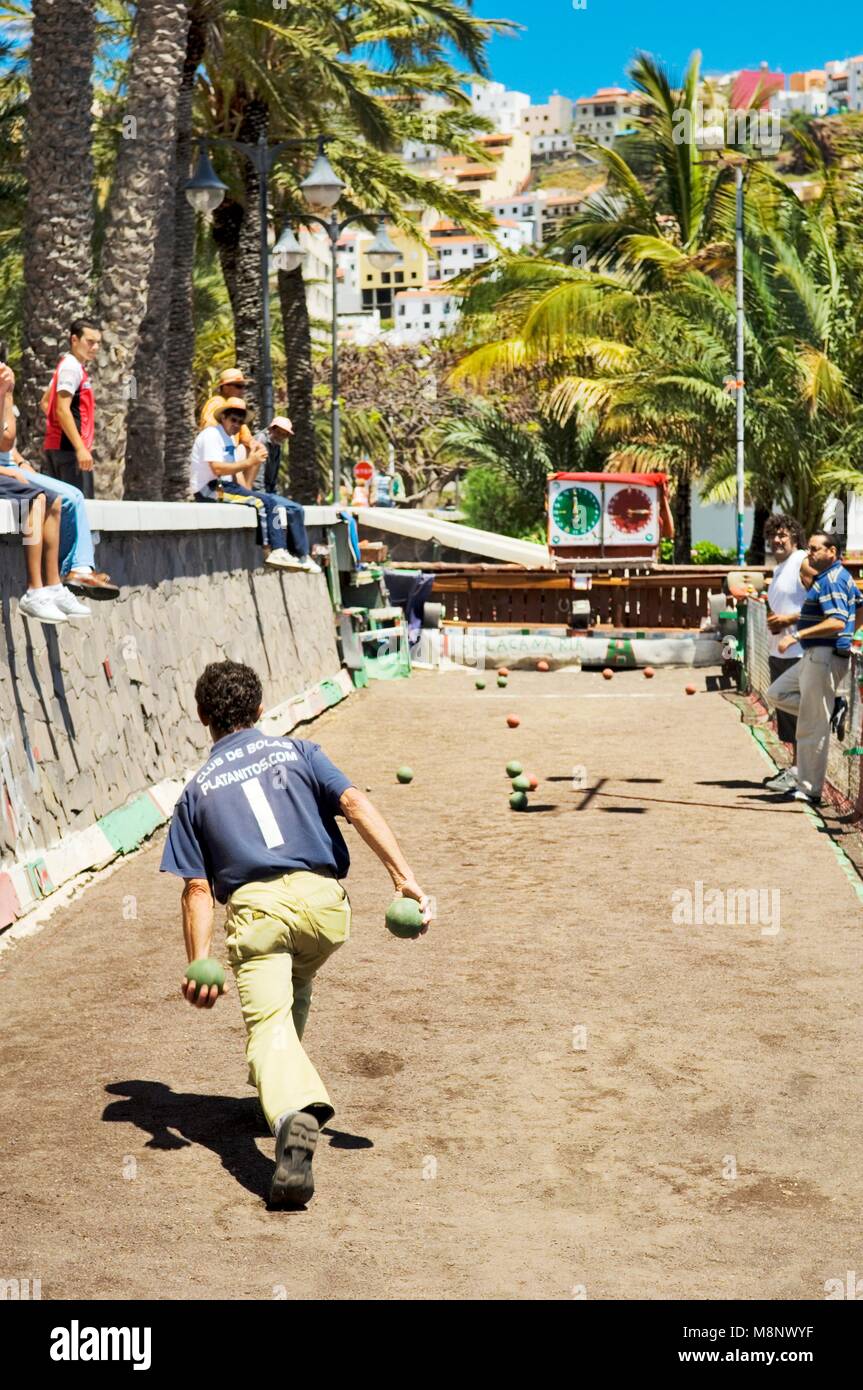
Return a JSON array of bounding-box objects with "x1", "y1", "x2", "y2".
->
[
  {"x1": 189, "y1": 399, "x2": 318, "y2": 573},
  {"x1": 762, "y1": 514, "x2": 811, "y2": 792}
]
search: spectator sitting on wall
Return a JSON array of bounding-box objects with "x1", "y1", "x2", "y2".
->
[
  {"x1": 199, "y1": 367, "x2": 266, "y2": 489},
  {"x1": 766, "y1": 531, "x2": 863, "y2": 806},
  {"x1": 760, "y1": 513, "x2": 811, "y2": 793},
  {"x1": 252, "y1": 415, "x2": 292, "y2": 495},
  {"x1": 189, "y1": 398, "x2": 320, "y2": 573},
  {"x1": 0, "y1": 347, "x2": 118, "y2": 601},
  {"x1": 1, "y1": 364, "x2": 91, "y2": 624},
  {"x1": 40, "y1": 318, "x2": 101, "y2": 500}
]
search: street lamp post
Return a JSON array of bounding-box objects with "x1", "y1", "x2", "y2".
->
[
  {"x1": 272, "y1": 211, "x2": 401, "y2": 504},
  {"x1": 187, "y1": 134, "x2": 400, "y2": 503}
]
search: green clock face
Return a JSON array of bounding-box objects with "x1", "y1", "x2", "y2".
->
[{"x1": 552, "y1": 485, "x2": 601, "y2": 537}]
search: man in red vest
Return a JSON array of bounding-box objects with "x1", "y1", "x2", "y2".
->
[{"x1": 42, "y1": 318, "x2": 101, "y2": 499}]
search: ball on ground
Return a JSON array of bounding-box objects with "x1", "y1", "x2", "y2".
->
[
  {"x1": 497, "y1": 666, "x2": 509, "y2": 677},
  {"x1": 512, "y1": 774, "x2": 531, "y2": 792},
  {"x1": 497, "y1": 677, "x2": 508, "y2": 688},
  {"x1": 537, "y1": 659, "x2": 549, "y2": 672},
  {"x1": 528, "y1": 773, "x2": 539, "y2": 790},
  {"x1": 506, "y1": 760, "x2": 523, "y2": 777},
  {"x1": 396, "y1": 766, "x2": 414, "y2": 783},
  {"x1": 602, "y1": 668, "x2": 614, "y2": 680},
  {"x1": 643, "y1": 666, "x2": 655, "y2": 679},
  {"x1": 509, "y1": 791, "x2": 528, "y2": 811},
  {"x1": 685, "y1": 684, "x2": 697, "y2": 696},
  {"x1": 506, "y1": 714, "x2": 520, "y2": 728},
  {"x1": 475, "y1": 678, "x2": 486, "y2": 690},
  {"x1": 385, "y1": 897, "x2": 424, "y2": 939},
  {"x1": 185, "y1": 958, "x2": 225, "y2": 1001}
]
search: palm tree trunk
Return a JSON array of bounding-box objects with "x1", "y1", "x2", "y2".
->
[
  {"x1": 673, "y1": 474, "x2": 692, "y2": 563},
  {"x1": 231, "y1": 98, "x2": 269, "y2": 423},
  {"x1": 95, "y1": 0, "x2": 190, "y2": 497},
  {"x1": 747, "y1": 501, "x2": 771, "y2": 564},
  {"x1": 278, "y1": 263, "x2": 320, "y2": 502},
  {"x1": 162, "y1": 7, "x2": 207, "y2": 500},
  {"x1": 211, "y1": 197, "x2": 244, "y2": 318},
  {"x1": 19, "y1": 0, "x2": 95, "y2": 455}
]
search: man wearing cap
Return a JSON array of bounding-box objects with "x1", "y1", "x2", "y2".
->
[
  {"x1": 190, "y1": 398, "x2": 319, "y2": 573},
  {"x1": 200, "y1": 367, "x2": 266, "y2": 488}
]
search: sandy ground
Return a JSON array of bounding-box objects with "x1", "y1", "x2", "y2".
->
[{"x1": 1, "y1": 665, "x2": 862, "y2": 1301}]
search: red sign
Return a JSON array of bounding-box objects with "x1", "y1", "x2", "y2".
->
[{"x1": 354, "y1": 459, "x2": 373, "y2": 482}]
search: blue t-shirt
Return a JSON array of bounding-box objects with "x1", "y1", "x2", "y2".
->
[
  {"x1": 160, "y1": 729, "x2": 354, "y2": 902},
  {"x1": 798, "y1": 561, "x2": 863, "y2": 654}
]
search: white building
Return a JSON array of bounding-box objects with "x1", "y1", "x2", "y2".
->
[
  {"x1": 531, "y1": 132, "x2": 575, "y2": 160},
  {"x1": 393, "y1": 285, "x2": 461, "y2": 341},
  {"x1": 485, "y1": 191, "x2": 548, "y2": 245},
  {"x1": 401, "y1": 93, "x2": 450, "y2": 165},
  {"x1": 573, "y1": 87, "x2": 645, "y2": 145},
  {"x1": 297, "y1": 225, "x2": 333, "y2": 337},
  {"x1": 769, "y1": 87, "x2": 828, "y2": 118},
  {"x1": 334, "y1": 229, "x2": 362, "y2": 314},
  {"x1": 469, "y1": 80, "x2": 530, "y2": 134},
  {"x1": 520, "y1": 92, "x2": 574, "y2": 137}
]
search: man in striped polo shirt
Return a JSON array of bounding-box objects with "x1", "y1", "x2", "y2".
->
[{"x1": 767, "y1": 531, "x2": 863, "y2": 805}]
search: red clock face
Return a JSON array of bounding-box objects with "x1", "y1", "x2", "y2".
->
[{"x1": 607, "y1": 486, "x2": 652, "y2": 534}]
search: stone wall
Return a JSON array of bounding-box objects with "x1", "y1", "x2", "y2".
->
[{"x1": 0, "y1": 506, "x2": 343, "y2": 874}]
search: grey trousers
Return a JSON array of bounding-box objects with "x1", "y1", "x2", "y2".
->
[{"x1": 766, "y1": 647, "x2": 849, "y2": 797}]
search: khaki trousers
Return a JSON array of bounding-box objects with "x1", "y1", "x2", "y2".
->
[
  {"x1": 766, "y1": 647, "x2": 848, "y2": 797},
  {"x1": 225, "y1": 870, "x2": 351, "y2": 1133}
]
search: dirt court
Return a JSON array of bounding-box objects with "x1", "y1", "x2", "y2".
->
[{"x1": 2, "y1": 664, "x2": 862, "y2": 1301}]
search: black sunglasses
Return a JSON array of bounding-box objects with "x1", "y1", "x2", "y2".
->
[{"x1": 223, "y1": 411, "x2": 246, "y2": 421}]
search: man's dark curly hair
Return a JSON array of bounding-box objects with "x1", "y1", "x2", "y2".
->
[
  {"x1": 763, "y1": 513, "x2": 806, "y2": 549},
  {"x1": 195, "y1": 661, "x2": 262, "y2": 736}
]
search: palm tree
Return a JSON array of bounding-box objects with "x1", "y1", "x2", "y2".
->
[
  {"x1": 95, "y1": 0, "x2": 191, "y2": 497},
  {"x1": 15, "y1": 0, "x2": 96, "y2": 454}
]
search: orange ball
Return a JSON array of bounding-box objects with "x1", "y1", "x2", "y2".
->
[
  {"x1": 528, "y1": 773, "x2": 539, "y2": 790},
  {"x1": 536, "y1": 660, "x2": 549, "y2": 672},
  {"x1": 506, "y1": 714, "x2": 520, "y2": 728},
  {"x1": 497, "y1": 666, "x2": 510, "y2": 677},
  {"x1": 602, "y1": 668, "x2": 614, "y2": 680},
  {"x1": 643, "y1": 666, "x2": 655, "y2": 678},
  {"x1": 685, "y1": 684, "x2": 697, "y2": 695}
]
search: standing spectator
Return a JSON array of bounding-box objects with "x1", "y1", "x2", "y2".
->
[
  {"x1": 41, "y1": 318, "x2": 101, "y2": 498},
  {"x1": 189, "y1": 398, "x2": 319, "y2": 573},
  {"x1": 1, "y1": 364, "x2": 90, "y2": 623},
  {"x1": 0, "y1": 344, "x2": 117, "y2": 601},
  {"x1": 767, "y1": 532, "x2": 863, "y2": 805},
  {"x1": 252, "y1": 415, "x2": 293, "y2": 495},
  {"x1": 761, "y1": 514, "x2": 810, "y2": 792}
]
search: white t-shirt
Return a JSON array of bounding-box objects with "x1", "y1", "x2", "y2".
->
[
  {"x1": 189, "y1": 424, "x2": 239, "y2": 494},
  {"x1": 55, "y1": 352, "x2": 84, "y2": 397},
  {"x1": 767, "y1": 548, "x2": 807, "y2": 659}
]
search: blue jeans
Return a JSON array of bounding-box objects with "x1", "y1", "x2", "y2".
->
[
  {"x1": 195, "y1": 480, "x2": 309, "y2": 558},
  {"x1": 38, "y1": 472, "x2": 96, "y2": 575}
]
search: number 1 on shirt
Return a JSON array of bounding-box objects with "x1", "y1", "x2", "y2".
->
[{"x1": 241, "y1": 776, "x2": 285, "y2": 848}]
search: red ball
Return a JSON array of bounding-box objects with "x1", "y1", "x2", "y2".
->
[
  {"x1": 602, "y1": 668, "x2": 614, "y2": 680},
  {"x1": 643, "y1": 666, "x2": 655, "y2": 679},
  {"x1": 685, "y1": 684, "x2": 697, "y2": 695},
  {"x1": 506, "y1": 714, "x2": 520, "y2": 728},
  {"x1": 528, "y1": 773, "x2": 539, "y2": 790},
  {"x1": 536, "y1": 660, "x2": 549, "y2": 672},
  {"x1": 497, "y1": 666, "x2": 510, "y2": 677}
]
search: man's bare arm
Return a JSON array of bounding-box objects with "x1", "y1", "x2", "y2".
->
[
  {"x1": 339, "y1": 786, "x2": 430, "y2": 924},
  {"x1": 180, "y1": 877, "x2": 224, "y2": 1007}
]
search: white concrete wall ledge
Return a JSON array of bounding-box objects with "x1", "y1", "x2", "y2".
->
[
  {"x1": 1, "y1": 500, "x2": 341, "y2": 535},
  {"x1": 353, "y1": 506, "x2": 549, "y2": 568}
]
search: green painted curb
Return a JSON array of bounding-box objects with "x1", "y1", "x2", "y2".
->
[
  {"x1": 98, "y1": 794, "x2": 165, "y2": 856},
  {"x1": 320, "y1": 679, "x2": 345, "y2": 708}
]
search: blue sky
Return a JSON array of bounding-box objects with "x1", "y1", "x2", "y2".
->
[{"x1": 474, "y1": 0, "x2": 862, "y2": 100}]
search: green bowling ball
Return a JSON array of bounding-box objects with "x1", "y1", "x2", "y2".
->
[
  {"x1": 396, "y1": 766, "x2": 414, "y2": 784},
  {"x1": 512, "y1": 774, "x2": 531, "y2": 792},
  {"x1": 385, "y1": 897, "x2": 424, "y2": 939},
  {"x1": 185, "y1": 958, "x2": 225, "y2": 1001},
  {"x1": 475, "y1": 679, "x2": 486, "y2": 689},
  {"x1": 506, "y1": 760, "x2": 523, "y2": 778},
  {"x1": 509, "y1": 791, "x2": 528, "y2": 811}
]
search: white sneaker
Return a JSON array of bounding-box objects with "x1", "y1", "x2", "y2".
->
[
  {"x1": 52, "y1": 586, "x2": 91, "y2": 618},
  {"x1": 19, "y1": 589, "x2": 68, "y2": 625},
  {"x1": 298, "y1": 555, "x2": 322, "y2": 574},
  {"x1": 764, "y1": 766, "x2": 797, "y2": 792},
  {"x1": 265, "y1": 549, "x2": 305, "y2": 571}
]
